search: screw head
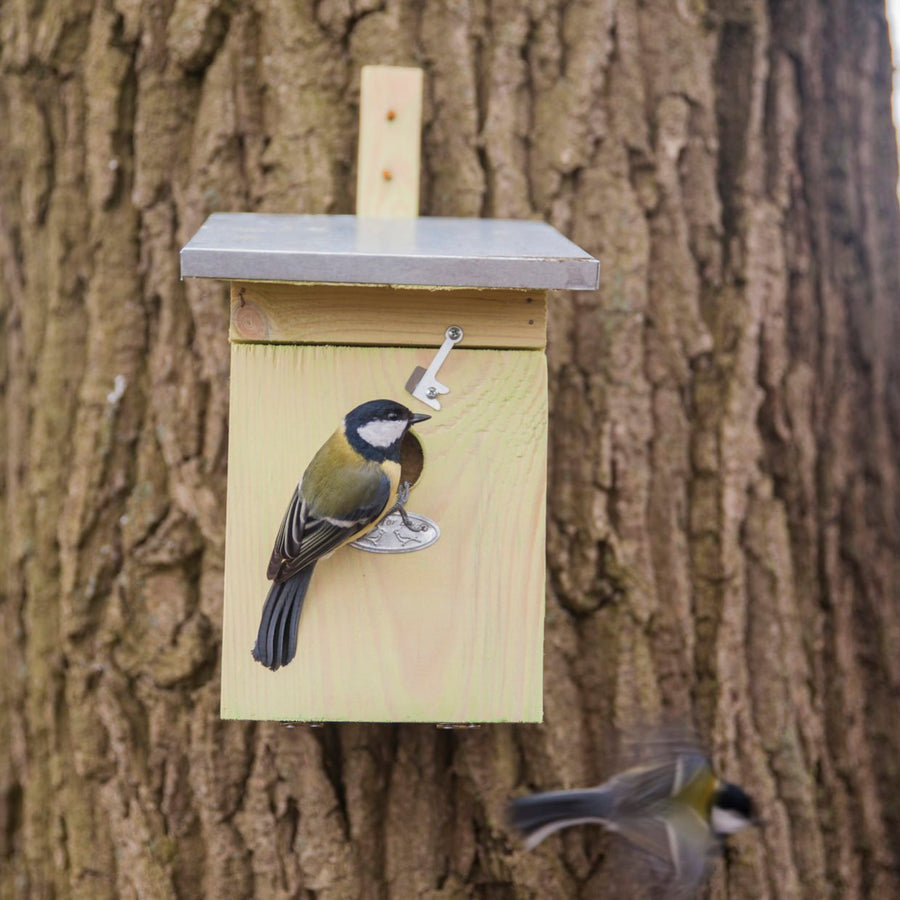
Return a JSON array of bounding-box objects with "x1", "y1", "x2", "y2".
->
[
  {"x1": 426, "y1": 387, "x2": 438, "y2": 399},
  {"x1": 446, "y1": 325, "x2": 462, "y2": 341}
]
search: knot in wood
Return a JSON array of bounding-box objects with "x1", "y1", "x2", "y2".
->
[{"x1": 232, "y1": 300, "x2": 268, "y2": 340}]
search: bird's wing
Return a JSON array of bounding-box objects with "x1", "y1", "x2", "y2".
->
[
  {"x1": 609, "y1": 750, "x2": 712, "y2": 817},
  {"x1": 613, "y1": 806, "x2": 718, "y2": 899},
  {"x1": 602, "y1": 747, "x2": 720, "y2": 897},
  {"x1": 662, "y1": 805, "x2": 719, "y2": 896},
  {"x1": 267, "y1": 471, "x2": 392, "y2": 581}
]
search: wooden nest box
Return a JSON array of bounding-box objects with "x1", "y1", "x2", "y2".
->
[
  {"x1": 181, "y1": 214, "x2": 599, "y2": 722},
  {"x1": 179, "y1": 67, "x2": 599, "y2": 723}
]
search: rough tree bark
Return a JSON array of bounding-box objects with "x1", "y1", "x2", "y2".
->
[{"x1": 2, "y1": 1, "x2": 899, "y2": 898}]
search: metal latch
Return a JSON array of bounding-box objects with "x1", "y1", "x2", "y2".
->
[{"x1": 405, "y1": 325, "x2": 463, "y2": 410}]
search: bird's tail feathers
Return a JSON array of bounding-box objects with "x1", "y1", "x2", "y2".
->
[
  {"x1": 508, "y1": 787, "x2": 616, "y2": 849},
  {"x1": 252, "y1": 566, "x2": 315, "y2": 671}
]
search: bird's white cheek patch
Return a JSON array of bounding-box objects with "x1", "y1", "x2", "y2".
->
[
  {"x1": 356, "y1": 419, "x2": 408, "y2": 447},
  {"x1": 711, "y1": 807, "x2": 750, "y2": 835}
]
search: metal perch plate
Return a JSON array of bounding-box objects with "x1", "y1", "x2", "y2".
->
[{"x1": 351, "y1": 512, "x2": 440, "y2": 553}]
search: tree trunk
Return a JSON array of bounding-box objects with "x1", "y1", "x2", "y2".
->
[{"x1": 2, "y1": 1, "x2": 899, "y2": 898}]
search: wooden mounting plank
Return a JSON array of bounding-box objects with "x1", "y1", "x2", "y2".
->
[
  {"x1": 229, "y1": 282, "x2": 548, "y2": 349},
  {"x1": 222, "y1": 343, "x2": 547, "y2": 722},
  {"x1": 356, "y1": 66, "x2": 423, "y2": 218}
]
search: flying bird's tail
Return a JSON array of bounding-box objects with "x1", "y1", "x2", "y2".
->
[
  {"x1": 252, "y1": 565, "x2": 316, "y2": 671},
  {"x1": 508, "y1": 787, "x2": 616, "y2": 849}
]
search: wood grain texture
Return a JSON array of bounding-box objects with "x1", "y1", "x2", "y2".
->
[
  {"x1": 222, "y1": 343, "x2": 547, "y2": 722},
  {"x1": 229, "y1": 281, "x2": 547, "y2": 348},
  {"x1": 356, "y1": 66, "x2": 423, "y2": 218}
]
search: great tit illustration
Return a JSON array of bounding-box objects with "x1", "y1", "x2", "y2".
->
[{"x1": 252, "y1": 399, "x2": 430, "y2": 671}]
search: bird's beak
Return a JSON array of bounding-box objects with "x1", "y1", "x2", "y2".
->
[{"x1": 409, "y1": 413, "x2": 431, "y2": 425}]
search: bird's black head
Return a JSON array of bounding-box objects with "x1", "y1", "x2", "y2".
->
[
  {"x1": 344, "y1": 399, "x2": 430, "y2": 462},
  {"x1": 711, "y1": 782, "x2": 758, "y2": 836}
]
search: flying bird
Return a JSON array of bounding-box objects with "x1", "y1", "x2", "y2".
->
[{"x1": 508, "y1": 734, "x2": 759, "y2": 897}]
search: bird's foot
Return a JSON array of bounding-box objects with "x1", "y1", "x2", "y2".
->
[{"x1": 385, "y1": 481, "x2": 429, "y2": 532}]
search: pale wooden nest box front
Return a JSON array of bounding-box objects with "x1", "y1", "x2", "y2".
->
[{"x1": 180, "y1": 212, "x2": 599, "y2": 723}]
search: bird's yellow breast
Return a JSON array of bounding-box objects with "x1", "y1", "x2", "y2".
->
[
  {"x1": 302, "y1": 429, "x2": 401, "y2": 542},
  {"x1": 677, "y1": 767, "x2": 718, "y2": 818}
]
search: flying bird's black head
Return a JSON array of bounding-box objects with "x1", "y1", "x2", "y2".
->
[
  {"x1": 345, "y1": 399, "x2": 430, "y2": 462},
  {"x1": 711, "y1": 782, "x2": 758, "y2": 837}
]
